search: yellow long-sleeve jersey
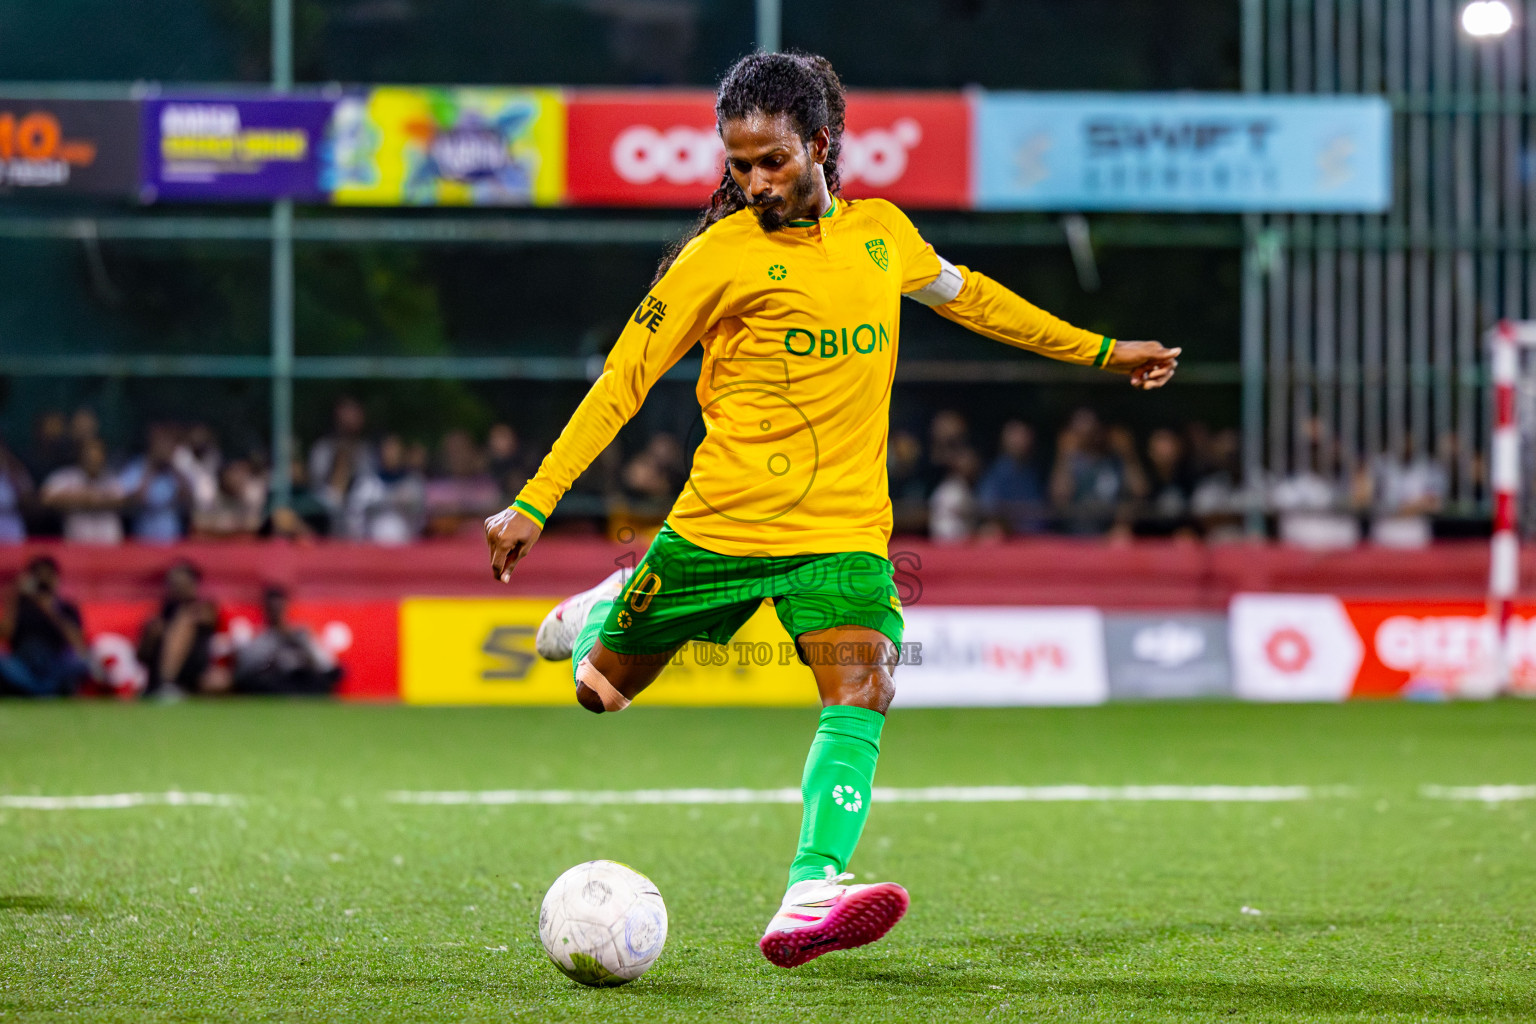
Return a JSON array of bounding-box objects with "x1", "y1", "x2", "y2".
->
[{"x1": 512, "y1": 197, "x2": 1113, "y2": 558}]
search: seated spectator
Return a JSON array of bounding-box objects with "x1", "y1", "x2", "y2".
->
[
  {"x1": 929, "y1": 447, "x2": 981, "y2": 543},
  {"x1": 360, "y1": 434, "x2": 425, "y2": 544},
  {"x1": 119, "y1": 426, "x2": 191, "y2": 543},
  {"x1": 231, "y1": 585, "x2": 341, "y2": 696},
  {"x1": 308, "y1": 396, "x2": 376, "y2": 492},
  {"x1": 1139, "y1": 428, "x2": 1197, "y2": 538},
  {"x1": 1189, "y1": 428, "x2": 1249, "y2": 541},
  {"x1": 926, "y1": 410, "x2": 970, "y2": 492},
  {"x1": 486, "y1": 423, "x2": 532, "y2": 500},
  {"x1": 24, "y1": 410, "x2": 72, "y2": 484},
  {"x1": 0, "y1": 445, "x2": 34, "y2": 543},
  {"x1": 887, "y1": 429, "x2": 928, "y2": 534},
  {"x1": 977, "y1": 420, "x2": 1047, "y2": 536},
  {"x1": 315, "y1": 441, "x2": 377, "y2": 540},
  {"x1": 192, "y1": 459, "x2": 266, "y2": 539},
  {"x1": 1358, "y1": 435, "x2": 1447, "y2": 548},
  {"x1": 68, "y1": 407, "x2": 101, "y2": 461},
  {"x1": 1050, "y1": 409, "x2": 1128, "y2": 536},
  {"x1": 137, "y1": 561, "x2": 227, "y2": 698},
  {"x1": 173, "y1": 423, "x2": 223, "y2": 510},
  {"x1": 0, "y1": 556, "x2": 91, "y2": 697},
  {"x1": 42, "y1": 439, "x2": 125, "y2": 545},
  {"x1": 424, "y1": 430, "x2": 501, "y2": 537},
  {"x1": 620, "y1": 434, "x2": 686, "y2": 509}
]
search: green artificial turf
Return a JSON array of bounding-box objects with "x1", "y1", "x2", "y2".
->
[{"x1": 2, "y1": 701, "x2": 1535, "y2": 1022}]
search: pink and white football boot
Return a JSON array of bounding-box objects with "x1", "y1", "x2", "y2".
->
[
  {"x1": 534, "y1": 568, "x2": 627, "y2": 661},
  {"x1": 759, "y1": 869, "x2": 909, "y2": 968}
]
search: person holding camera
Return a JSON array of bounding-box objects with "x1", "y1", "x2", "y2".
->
[{"x1": 0, "y1": 555, "x2": 91, "y2": 697}]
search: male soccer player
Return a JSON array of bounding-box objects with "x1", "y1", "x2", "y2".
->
[{"x1": 486, "y1": 51, "x2": 1179, "y2": 968}]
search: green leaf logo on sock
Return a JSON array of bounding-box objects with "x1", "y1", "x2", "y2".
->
[{"x1": 832, "y1": 784, "x2": 863, "y2": 813}]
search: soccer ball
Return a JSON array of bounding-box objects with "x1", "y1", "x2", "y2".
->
[{"x1": 538, "y1": 860, "x2": 668, "y2": 986}]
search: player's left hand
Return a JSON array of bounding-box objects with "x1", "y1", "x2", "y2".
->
[{"x1": 1104, "y1": 341, "x2": 1181, "y2": 391}]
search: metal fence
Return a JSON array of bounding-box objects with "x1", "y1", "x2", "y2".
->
[{"x1": 1241, "y1": 0, "x2": 1536, "y2": 523}]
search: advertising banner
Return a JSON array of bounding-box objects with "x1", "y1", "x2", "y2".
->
[
  {"x1": 1343, "y1": 600, "x2": 1536, "y2": 697},
  {"x1": 1104, "y1": 613, "x2": 1232, "y2": 699},
  {"x1": 1230, "y1": 594, "x2": 1364, "y2": 702},
  {"x1": 142, "y1": 96, "x2": 333, "y2": 202},
  {"x1": 897, "y1": 607, "x2": 1108, "y2": 707},
  {"x1": 78, "y1": 599, "x2": 398, "y2": 700},
  {"x1": 975, "y1": 93, "x2": 1391, "y2": 212},
  {"x1": 400, "y1": 597, "x2": 818, "y2": 706},
  {"x1": 327, "y1": 87, "x2": 565, "y2": 207},
  {"x1": 565, "y1": 90, "x2": 970, "y2": 209},
  {"x1": 0, "y1": 99, "x2": 140, "y2": 197}
]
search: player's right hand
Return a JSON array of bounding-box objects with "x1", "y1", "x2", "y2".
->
[{"x1": 485, "y1": 507, "x2": 543, "y2": 583}]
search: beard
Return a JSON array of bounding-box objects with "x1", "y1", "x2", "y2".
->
[{"x1": 749, "y1": 162, "x2": 819, "y2": 233}]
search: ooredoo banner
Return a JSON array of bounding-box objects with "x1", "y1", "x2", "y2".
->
[
  {"x1": 326, "y1": 87, "x2": 565, "y2": 207},
  {"x1": 0, "y1": 99, "x2": 140, "y2": 197},
  {"x1": 897, "y1": 607, "x2": 1108, "y2": 706},
  {"x1": 566, "y1": 90, "x2": 970, "y2": 209},
  {"x1": 1229, "y1": 594, "x2": 1364, "y2": 702},
  {"x1": 143, "y1": 96, "x2": 333, "y2": 202}
]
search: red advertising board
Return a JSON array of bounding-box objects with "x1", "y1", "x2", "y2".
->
[
  {"x1": 566, "y1": 90, "x2": 970, "y2": 209},
  {"x1": 78, "y1": 600, "x2": 398, "y2": 700}
]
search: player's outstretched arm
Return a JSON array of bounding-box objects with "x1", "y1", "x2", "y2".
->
[
  {"x1": 1104, "y1": 341, "x2": 1181, "y2": 391},
  {"x1": 484, "y1": 507, "x2": 543, "y2": 583}
]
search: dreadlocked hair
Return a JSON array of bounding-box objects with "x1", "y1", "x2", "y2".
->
[{"x1": 652, "y1": 50, "x2": 846, "y2": 284}]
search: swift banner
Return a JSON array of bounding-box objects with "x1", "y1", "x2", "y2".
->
[
  {"x1": 974, "y1": 93, "x2": 1392, "y2": 212},
  {"x1": 0, "y1": 99, "x2": 140, "y2": 197},
  {"x1": 566, "y1": 90, "x2": 970, "y2": 208},
  {"x1": 326, "y1": 87, "x2": 565, "y2": 207},
  {"x1": 142, "y1": 96, "x2": 333, "y2": 202}
]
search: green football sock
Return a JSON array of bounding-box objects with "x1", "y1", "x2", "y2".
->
[
  {"x1": 570, "y1": 598, "x2": 613, "y2": 686},
  {"x1": 787, "y1": 705, "x2": 885, "y2": 888}
]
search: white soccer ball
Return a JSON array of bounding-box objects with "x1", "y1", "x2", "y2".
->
[{"x1": 538, "y1": 860, "x2": 668, "y2": 986}]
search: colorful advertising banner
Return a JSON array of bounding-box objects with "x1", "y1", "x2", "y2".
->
[
  {"x1": 400, "y1": 597, "x2": 818, "y2": 706},
  {"x1": 0, "y1": 99, "x2": 140, "y2": 197},
  {"x1": 142, "y1": 96, "x2": 332, "y2": 202},
  {"x1": 974, "y1": 93, "x2": 1392, "y2": 212},
  {"x1": 566, "y1": 90, "x2": 970, "y2": 209},
  {"x1": 896, "y1": 607, "x2": 1108, "y2": 707},
  {"x1": 326, "y1": 87, "x2": 565, "y2": 207}
]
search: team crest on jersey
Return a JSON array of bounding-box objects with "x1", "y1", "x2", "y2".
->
[{"x1": 865, "y1": 239, "x2": 889, "y2": 271}]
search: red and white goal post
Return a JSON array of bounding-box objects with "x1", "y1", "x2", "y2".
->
[{"x1": 1488, "y1": 321, "x2": 1536, "y2": 695}]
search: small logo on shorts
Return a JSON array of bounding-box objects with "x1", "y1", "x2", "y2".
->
[
  {"x1": 616, "y1": 610, "x2": 633, "y2": 630},
  {"x1": 832, "y1": 784, "x2": 863, "y2": 812}
]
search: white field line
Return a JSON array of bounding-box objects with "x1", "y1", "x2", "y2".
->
[
  {"x1": 385, "y1": 784, "x2": 1322, "y2": 806},
  {"x1": 0, "y1": 791, "x2": 239, "y2": 810},
  {"x1": 1421, "y1": 784, "x2": 1536, "y2": 803}
]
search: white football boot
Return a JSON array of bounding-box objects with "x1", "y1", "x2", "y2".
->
[
  {"x1": 759, "y1": 868, "x2": 909, "y2": 968},
  {"x1": 533, "y1": 568, "x2": 628, "y2": 661}
]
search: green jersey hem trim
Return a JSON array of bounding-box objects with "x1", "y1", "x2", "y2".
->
[{"x1": 511, "y1": 499, "x2": 548, "y2": 528}]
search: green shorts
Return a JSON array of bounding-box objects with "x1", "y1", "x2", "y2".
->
[{"x1": 599, "y1": 524, "x2": 904, "y2": 658}]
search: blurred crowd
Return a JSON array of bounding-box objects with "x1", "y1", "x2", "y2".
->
[
  {"x1": 0, "y1": 555, "x2": 340, "y2": 699},
  {"x1": 0, "y1": 397, "x2": 1477, "y2": 549}
]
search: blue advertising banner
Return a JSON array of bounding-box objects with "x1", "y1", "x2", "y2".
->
[
  {"x1": 142, "y1": 96, "x2": 334, "y2": 202},
  {"x1": 974, "y1": 93, "x2": 1392, "y2": 212}
]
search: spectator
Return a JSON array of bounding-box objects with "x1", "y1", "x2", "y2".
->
[
  {"x1": 67, "y1": 407, "x2": 101, "y2": 459},
  {"x1": 929, "y1": 446, "x2": 981, "y2": 543},
  {"x1": 486, "y1": 423, "x2": 532, "y2": 500},
  {"x1": 137, "y1": 561, "x2": 226, "y2": 697},
  {"x1": 926, "y1": 410, "x2": 970, "y2": 491},
  {"x1": 119, "y1": 426, "x2": 191, "y2": 543},
  {"x1": 423, "y1": 430, "x2": 500, "y2": 537},
  {"x1": 231, "y1": 585, "x2": 341, "y2": 696},
  {"x1": 308, "y1": 396, "x2": 376, "y2": 494},
  {"x1": 1050, "y1": 409, "x2": 1127, "y2": 535},
  {"x1": 25, "y1": 410, "x2": 72, "y2": 483},
  {"x1": 173, "y1": 423, "x2": 223, "y2": 510},
  {"x1": 977, "y1": 420, "x2": 1047, "y2": 536},
  {"x1": 360, "y1": 434, "x2": 425, "y2": 544},
  {"x1": 0, "y1": 445, "x2": 34, "y2": 543},
  {"x1": 0, "y1": 556, "x2": 91, "y2": 697},
  {"x1": 620, "y1": 434, "x2": 687, "y2": 507},
  {"x1": 41, "y1": 439, "x2": 125, "y2": 545},
  {"x1": 887, "y1": 429, "x2": 927, "y2": 534},
  {"x1": 315, "y1": 441, "x2": 379, "y2": 540},
  {"x1": 1359, "y1": 435, "x2": 1447, "y2": 548},
  {"x1": 192, "y1": 459, "x2": 266, "y2": 539},
  {"x1": 1189, "y1": 428, "x2": 1249, "y2": 541},
  {"x1": 1139, "y1": 428, "x2": 1197, "y2": 537},
  {"x1": 1272, "y1": 418, "x2": 1356, "y2": 549}
]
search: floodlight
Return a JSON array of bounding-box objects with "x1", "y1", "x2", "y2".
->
[{"x1": 1462, "y1": 1, "x2": 1515, "y2": 38}]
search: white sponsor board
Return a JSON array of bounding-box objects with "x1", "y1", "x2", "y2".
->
[
  {"x1": 1229, "y1": 594, "x2": 1363, "y2": 702},
  {"x1": 897, "y1": 607, "x2": 1108, "y2": 706}
]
